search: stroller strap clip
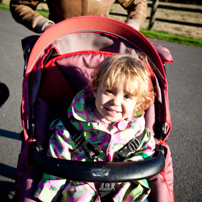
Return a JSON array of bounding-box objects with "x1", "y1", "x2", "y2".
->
[
  {"x1": 73, "y1": 132, "x2": 99, "y2": 161},
  {"x1": 62, "y1": 116, "x2": 99, "y2": 161},
  {"x1": 116, "y1": 129, "x2": 146, "y2": 161},
  {"x1": 98, "y1": 183, "x2": 116, "y2": 199},
  {"x1": 99, "y1": 182, "x2": 115, "y2": 192}
]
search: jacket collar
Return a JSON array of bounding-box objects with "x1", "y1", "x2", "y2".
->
[{"x1": 67, "y1": 89, "x2": 144, "y2": 134}]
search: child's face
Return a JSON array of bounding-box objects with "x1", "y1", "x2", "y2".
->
[{"x1": 93, "y1": 82, "x2": 138, "y2": 123}]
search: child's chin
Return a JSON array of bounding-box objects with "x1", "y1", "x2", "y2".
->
[{"x1": 105, "y1": 117, "x2": 120, "y2": 123}]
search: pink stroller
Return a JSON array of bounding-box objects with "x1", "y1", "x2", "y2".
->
[{"x1": 14, "y1": 16, "x2": 174, "y2": 202}]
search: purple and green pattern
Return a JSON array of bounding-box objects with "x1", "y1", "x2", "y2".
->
[{"x1": 34, "y1": 89, "x2": 155, "y2": 202}]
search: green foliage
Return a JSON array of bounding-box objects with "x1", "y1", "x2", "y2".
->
[
  {"x1": 0, "y1": 3, "x2": 49, "y2": 17},
  {"x1": 36, "y1": 10, "x2": 49, "y2": 18},
  {"x1": 140, "y1": 30, "x2": 202, "y2": 47},
  {"x1": 0, "y1": 3, "x2": 9, "y2": 10}
]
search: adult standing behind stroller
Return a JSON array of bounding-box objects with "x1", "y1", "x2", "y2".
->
[{"x1": 9, "y1": 0, "x2": 147, "y2": 33}]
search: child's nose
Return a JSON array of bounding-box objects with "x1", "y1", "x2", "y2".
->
[{"x1": 111, "y1": 95, "x2": 122, "y2": 105}]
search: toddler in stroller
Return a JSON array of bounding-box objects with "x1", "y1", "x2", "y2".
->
[
  {"x1": 15, "y1": 16, "x2": 174, "y2": 202},
  {"x1": 34, "y1": 54, "x2": 156, "y2": 201}
]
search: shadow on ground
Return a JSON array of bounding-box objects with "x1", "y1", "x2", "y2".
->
[
  {"x1": 0, "y1": 130, "x2": 21, "y2": 201},
  {"x1": 0, "y1": 164, "x2": 17, "y2": 202},
  {"x1": 0, "y1": 129, "x2": 21, "y2": 141}
]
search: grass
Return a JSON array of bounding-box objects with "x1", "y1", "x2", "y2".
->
[
  {"x1": 36, "y1": 10, "x2": 49, "y2": 18},
  {"x1": 140, "y1": 30, "x2": 202, "y2": 47},
  {"x1": 2, "y1": 3, "x2": 202, "y2": 47},
  {"x1": 0, "y1": 3, "x2": 8, "y2": 10},
  {"x1": 0, "y1": 3, "x2": 49, "y2": 18}
]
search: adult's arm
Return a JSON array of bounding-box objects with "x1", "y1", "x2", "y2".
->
[
  {"x1": 9, "y1": 0, "x2": 54, "y2": 33},
  {"x1": 118, "y1": 0, "x2": 147, "y2": 30}
]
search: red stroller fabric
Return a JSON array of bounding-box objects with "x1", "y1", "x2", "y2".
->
[{"x1": 15, "y1": 16, "x2": 174, "y2": 202}]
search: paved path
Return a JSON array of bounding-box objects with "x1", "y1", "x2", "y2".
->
[{"x1": 0, "y1": 9, "x2": 202, "y2": 202}]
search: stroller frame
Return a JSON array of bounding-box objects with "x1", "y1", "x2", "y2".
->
[{"x1": 16, "y1": 16, "x2": 174, "y2": 202}]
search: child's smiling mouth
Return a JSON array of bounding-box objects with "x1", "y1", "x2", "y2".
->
[{"x1": 106, "y1": 107, "x2": 121, "y2": 114}]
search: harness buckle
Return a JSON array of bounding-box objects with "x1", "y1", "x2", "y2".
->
[
  {"x1": 99, "y1": 183, "x2": 115, "y2": 192},
  {"x1": 128, "y1": 138, "x2": 140, "y2": 151},
  {"x1": 73, "y1": 132, "x2": 99, "y2": 161},
  {"x1": 73, "y1": 132, "x2": 85, "y2": 146}
]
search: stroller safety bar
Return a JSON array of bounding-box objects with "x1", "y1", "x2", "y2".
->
[{"x1": 30, "y1": 142, "x2": 165, "y2": 182}]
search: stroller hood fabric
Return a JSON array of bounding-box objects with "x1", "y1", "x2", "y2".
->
[
  {"x1": 22, "y1": 16, "x2": 171, "y2": 142},
  {"x1": 17, "y1": 16, "x2": 174, "y2": 202}
]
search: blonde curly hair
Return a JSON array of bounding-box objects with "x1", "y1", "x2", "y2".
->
[{"x1": 91, "y1": 54, "x2": 155, "y2": 114}]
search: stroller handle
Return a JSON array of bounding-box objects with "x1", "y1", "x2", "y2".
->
[{"x1": 30, "y1": 142, "x2": 165, "y2": 182}]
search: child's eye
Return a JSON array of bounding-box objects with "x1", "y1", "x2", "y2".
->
[
  {"x1": 106, "y1": 89, "x2": 113, "y2": 94},
  {"x1": 124, "y1": 94, "x2": 132, "y2": 99}
]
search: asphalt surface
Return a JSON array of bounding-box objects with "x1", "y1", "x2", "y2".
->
[{"x1": 0, "y1": 9, "x2": 202, "y2": 202}]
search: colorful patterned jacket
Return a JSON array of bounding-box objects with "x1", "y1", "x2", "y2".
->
[{"x1": 34, "y1": 89, "x2": 155, "y2": 202}]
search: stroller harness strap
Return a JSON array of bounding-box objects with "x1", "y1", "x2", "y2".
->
[
  {"x1": 62, "y1": 115, "x2": 99, "y2": 161},
  {"x1": 62, "y1": 114, "x2": 146, "y2": 199},
  {"x1": 115, "y1": 130, "x2": 146, "y2": 161},
  {"x1": 62, "y1": 114, "x2": 146, "y2": 162},
  {"x1": 98, "y1": 130, "x2": 146, "y2": 199}
]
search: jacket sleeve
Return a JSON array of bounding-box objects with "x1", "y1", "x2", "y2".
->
[
  {"x1": 34, "y1": 121, "x2": 76, "y2": 201},
  {"x1": 9, "y1": 0, "x2": 54, "y2": 33},
  {"x1": 118, "y1": 0, "x2": 147, "y2": 30}
]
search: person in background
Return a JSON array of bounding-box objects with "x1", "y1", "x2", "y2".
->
[
  {"x1": 0, "y1": 82, "x2": 9, "y2": 107},
  {"x1": 9, "y1": 0, "x2": 147, "y2": 33}
]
